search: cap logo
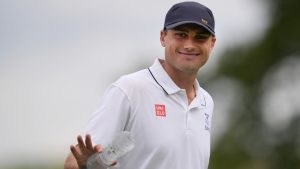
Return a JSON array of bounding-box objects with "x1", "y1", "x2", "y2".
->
[{"x1": 201, "y1": 18, "x2": 208, "y2": 25}]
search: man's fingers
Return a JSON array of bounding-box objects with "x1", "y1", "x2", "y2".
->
[
  {"x1": 70, "y1": 145, "x2": 81, "y2": 160},
  {"x1": 77, "y1": 135, "x2": 86, "y2": 152},
  {"x1": 85, "y1": 134, "x2": 93, "y2": 150}
]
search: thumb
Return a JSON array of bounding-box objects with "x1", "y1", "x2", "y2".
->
[{"x1": 94, "y1": 144, "x2": 103, "y2": 153}]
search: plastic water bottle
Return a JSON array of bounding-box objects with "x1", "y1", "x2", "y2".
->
[{"x1": 87, "y1": 131, "x2": 135, "y2": 169}]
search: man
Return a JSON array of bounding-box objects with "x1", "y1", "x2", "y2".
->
[{"x1": 64, "y1": 1, "x2": 216, "y2": 169}]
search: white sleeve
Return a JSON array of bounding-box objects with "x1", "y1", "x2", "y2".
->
[{"x1": 83, "y1": 84, "x2": 131, "y2": 147}]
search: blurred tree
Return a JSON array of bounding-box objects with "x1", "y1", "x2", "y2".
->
[{"x1": 208, "y1": 0, "x2": 300, "y2": 168}]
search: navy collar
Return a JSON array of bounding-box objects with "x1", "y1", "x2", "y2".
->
[{"x1": 148, "y1": 59, "x2": 207, "y2": 108}]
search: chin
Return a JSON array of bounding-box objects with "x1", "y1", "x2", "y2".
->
[{"x1": 180, "y1": 67, "x2": 199, "y2": 73}]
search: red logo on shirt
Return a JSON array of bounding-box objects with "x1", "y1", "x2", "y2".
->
[{"x1": 155, "y1": 104, "x2": 166, "y2": 117}]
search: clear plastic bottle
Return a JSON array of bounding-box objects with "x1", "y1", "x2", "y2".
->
[{"x1": 87, "y1": 131, "x2": 135, "y2": 169}]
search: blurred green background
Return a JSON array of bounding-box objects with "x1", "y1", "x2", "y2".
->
[{"x1": 208, "y1": 0, "x2": 300, "y2": 168}]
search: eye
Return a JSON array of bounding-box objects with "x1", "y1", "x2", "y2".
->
[
  {"x1": 174, "y1": 32, "x2": 187, "y2": 38},
  {"x1": 195, "y1": 34, "x2": 211, "y2": 40}
]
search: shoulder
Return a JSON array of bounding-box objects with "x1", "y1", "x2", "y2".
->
[{"x1": 112, "y1": 68, "x2": 152, "y2": 94}]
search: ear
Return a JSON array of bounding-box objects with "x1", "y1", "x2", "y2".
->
[
  {"x1": 160, "y1": 30, "x2": 166, "y2": 47},
  {"x1": 210, "y1": 36, "x2": 216, "y2": 50}
]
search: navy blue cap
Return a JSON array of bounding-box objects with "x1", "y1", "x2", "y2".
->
[{"x1": 164, "y1": 1, "x2": 215, "y2": 35}]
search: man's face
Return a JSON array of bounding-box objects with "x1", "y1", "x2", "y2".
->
[{"x1": 160, "y1": 24, "x2": 216, "y2": 74}]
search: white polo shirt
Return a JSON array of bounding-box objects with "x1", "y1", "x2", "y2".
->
[{"x1": 84, "y1": 58, "x2": 214, "y2": 169}]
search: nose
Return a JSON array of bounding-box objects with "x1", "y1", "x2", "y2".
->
[{"x1": 183, "y1": 38, "x2": 196, "y2": 51}]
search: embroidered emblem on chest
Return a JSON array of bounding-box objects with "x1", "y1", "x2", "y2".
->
[
  {"x1": 155, "y1": 104, "x2": 166, "y2": 117},
  {"x1": 204, "y1": 113, "x2": 210, "y2": 131}
]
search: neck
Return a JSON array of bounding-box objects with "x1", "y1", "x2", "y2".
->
[
  {"x1": 160, "y1": 60, "x2": 197, "y2": 104},
  {"x1": 173, "y1": 74, "x2": 197, "y2": 105}
]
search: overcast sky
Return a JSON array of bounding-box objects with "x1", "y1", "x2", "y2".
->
[{"x1": 0, "y1": 0, "x2": 269, "y2": 166}]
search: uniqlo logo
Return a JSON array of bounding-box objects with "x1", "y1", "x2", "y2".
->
[{"x1": 155, "y1": 104, "x2": 166, "y2": 117}]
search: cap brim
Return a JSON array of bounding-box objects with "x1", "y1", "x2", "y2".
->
[{"x1": 165, "y1": 21, "x2": 215, "y2": 35}]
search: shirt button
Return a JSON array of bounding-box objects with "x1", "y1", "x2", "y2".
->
[{"x1": 185, "y1": 129, "x2": 192, "y2": 134}]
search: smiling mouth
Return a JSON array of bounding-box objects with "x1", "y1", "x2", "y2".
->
[{"x1": 177, "y1": 51, "x2": 200, "y2": 56}]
